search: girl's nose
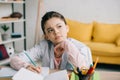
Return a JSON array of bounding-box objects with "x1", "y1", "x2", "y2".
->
[{"x1": 54, "y1": 28, "x2": 59, "y2": 34}]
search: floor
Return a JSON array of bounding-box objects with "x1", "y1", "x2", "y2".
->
[{"x1": 96, "y1": 63, "x2": 120, "y2": 80}]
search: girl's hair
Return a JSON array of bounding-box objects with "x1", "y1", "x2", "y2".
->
[{"x1": 41, "y1": 11, "x2": 67, "y2": 34}]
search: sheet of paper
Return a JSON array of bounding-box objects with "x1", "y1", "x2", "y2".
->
[
  {"x1": 0, "y1": 67, "x2": 17, "y2": 77},
  {"x1": 40, "y1": 67, "x2": 49, "y2": 77},
  {"x1": 12, "y1": 68, "x2": 44, "y2": 80},
  {"x1": 44, "y1": 70, "x2": 69, "y2": 80}
]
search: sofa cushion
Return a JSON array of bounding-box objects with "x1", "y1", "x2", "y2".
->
[
  {"x1": 115, "y1": 35, "x2": 120, "y2": 46},
  {"x1": 66, "y1": 18, "x2": 93, "y2": 42},
  {"x1": 84, "y1": 42, "x2": 120, "y2": 56},
  {"x1": 93, "y1": 22, "x2": 120, "y2": 43}
]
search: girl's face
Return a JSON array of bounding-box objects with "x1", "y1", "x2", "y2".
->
[{"x1": 44, "y1": 17, "x2": 69, "y2": 45}]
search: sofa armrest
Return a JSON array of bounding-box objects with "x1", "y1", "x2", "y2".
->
[{"x1": 115, "y1": 35, "x2": 120, "y2": 46}]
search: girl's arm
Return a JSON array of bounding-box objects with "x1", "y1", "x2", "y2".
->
[
  {"x1": 10, "y1": 56, "x2": 30, "y2": 70},
  {"x1": 10, "y1": 42, "x2": 43, "y2": 70},
  {"x1": 54, "y1": 39, "x2": 91, "y2": 69},
  {"x1": 10, "y1": 56, "x2": 41, "y2": 73}
]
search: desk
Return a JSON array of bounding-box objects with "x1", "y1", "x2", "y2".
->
[{"x1": 0, "y1": 78, "x2": 11, "y2": 80}]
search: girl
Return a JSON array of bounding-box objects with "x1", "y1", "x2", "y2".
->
[{"x1": 10, "y1": 11, "x2": 92, "y2": 73}]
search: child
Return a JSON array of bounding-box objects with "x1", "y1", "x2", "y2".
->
[{"x1": 10, "y1": 11, "x2": 93, "y2": 73}]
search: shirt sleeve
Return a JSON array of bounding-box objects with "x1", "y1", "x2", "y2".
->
[
  {"x1": 10, "y1": 41, "x2": 44, "y2": 70},
  {"x1": 67, "y1": 38, "x2": 93, "y2": 69},
  {"x1": 10, "y1": 56, "x2": 30, "y2": 70}
]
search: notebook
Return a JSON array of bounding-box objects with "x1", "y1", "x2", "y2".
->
[
  {"x1": 0, "y1": 67, "x2": 49, "y2": 78},
  {"x1": 12, "y1": 68, "x2": 69, "y2": 80}
]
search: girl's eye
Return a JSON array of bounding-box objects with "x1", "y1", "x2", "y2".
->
[
  {"x1": 48, "y1": 29, "x2": 54, "y2": 33},
  {"x1": 58, "y1": 25, "x2": 62, "y2": 28}
]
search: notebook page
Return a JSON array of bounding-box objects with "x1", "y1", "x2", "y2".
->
[
  {"x1": 40, "y1": 67, "x2": 49, "y2": 77},
  {"x1": 12, "y1": 68, "x2": 43, "y2": 80},
  {"x1": 44, "y1": 70, "x2": 69, "y2": 80}
]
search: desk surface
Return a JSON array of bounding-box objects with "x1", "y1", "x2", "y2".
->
[{"x1": 0, "y1": 78, "x2": 11, "y2": 80}]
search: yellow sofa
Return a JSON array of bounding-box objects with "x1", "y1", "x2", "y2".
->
[{"x1": 66, "y1": 19, "x2": 120, "y2": 65}]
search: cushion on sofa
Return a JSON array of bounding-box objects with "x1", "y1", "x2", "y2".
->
[
  {"x1": 66, "y1": 18, "x2": 93, "y2": 42},
  {"x1": 93, "y1": 22, "x2": 120, "y2": 43},
  {"x1": 84, "y1": 42, "x2": 120, "y2": 56},
  {"x1": 115, "y1": 35, "x2": 120, "y2": 46}
]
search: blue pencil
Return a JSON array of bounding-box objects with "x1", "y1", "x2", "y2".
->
[{"x1": 23, "y1": 51, "x2": 37, "y2": 66}]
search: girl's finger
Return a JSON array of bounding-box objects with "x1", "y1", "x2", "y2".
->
[
  {"x1": 31, "y1": 66, "x2": 41, "y2": 73},
  {"x1": 26, "y1": 65, "x2": 41, "y2": 73},
  {"x1": 36, "y1": 67, "x2": 41, "y2": 73}
]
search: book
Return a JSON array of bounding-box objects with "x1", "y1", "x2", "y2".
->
[
  {"x1": 0, "y1": 67, "x2": 17, "y2": 77},
  {"x1": 12, "y1": 68, "x2": 69, "y2": 80},
  {"x1": 11, "y1": 33, "x2": 22, "y2": 38}
]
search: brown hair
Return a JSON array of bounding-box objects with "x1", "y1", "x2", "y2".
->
[{"x1": 41, "y1": 11, "x2": 67, "y2": 34}]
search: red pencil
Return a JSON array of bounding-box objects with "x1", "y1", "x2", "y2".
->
[{"x1": 87, "y1": 57, "x2": 99, "y2": 74}]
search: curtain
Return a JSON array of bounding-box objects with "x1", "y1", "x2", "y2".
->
[{"x1": 34, "y1": 0, "x2": 44, "y2": 45}]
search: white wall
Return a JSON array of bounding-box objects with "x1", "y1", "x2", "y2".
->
[
  {"x1": 1, "y1": 0, "x2": 120, "y2": 51},
  {"x1": 43, "y1": 0, "x2": 120, "y2": 23}
]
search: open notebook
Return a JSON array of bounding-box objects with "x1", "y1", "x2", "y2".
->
[
  {"x1": 0, "y1": 67, "x2": 49, "y2": 78},
  {"x1": 12, "y1": 68, "x2": 69, "y2": 80}
]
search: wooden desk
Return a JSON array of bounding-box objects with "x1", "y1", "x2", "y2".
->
[{"x1": 0, "y1": 77, "x2": 11, "y2": 80}]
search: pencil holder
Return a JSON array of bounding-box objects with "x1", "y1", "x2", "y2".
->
[
  {"x1": 78, "y1": 73, "x2": 93, "y2": 80},
  {"x1": 70, "y1": 71, "x2": 94, "y2": 80}
]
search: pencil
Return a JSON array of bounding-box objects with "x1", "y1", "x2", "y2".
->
[
  {"x1": 93, "y1": 57, "x2": 99, "y2": 69},
  {"x1": 87, "y1": 57, "x2": 99, "y2": 74},
  {"x1": 24, "y1": 51, "x2": 37, "y2": 66},
  {"x1": 70, "y1": 63, "x2": 78, "y2": 74}
]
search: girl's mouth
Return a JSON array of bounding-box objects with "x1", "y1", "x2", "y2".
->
[{"x1": 55, "y1": 36, "x2": 61, "y2": 40}]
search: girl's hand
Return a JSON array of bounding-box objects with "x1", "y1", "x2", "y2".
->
[
  {"x1": 54, "y1": 40, "x2": 86, "y2": 69},
  {"x1": 26, "y1": 65, "x2": 41, "y2": 73},
  {"x1": 54, "y1": 45, "x2": 64, "y2": 58},
  {"x1": 54, "y1": 40, "x2": 69, "y2": 58}
]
